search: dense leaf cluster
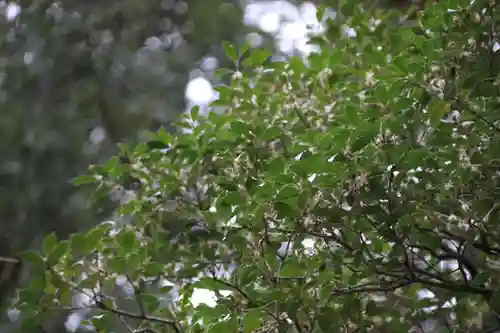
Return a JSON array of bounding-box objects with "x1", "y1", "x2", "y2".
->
[{"x1": 15, "y1": 0, "x2": 500, "y2": 332}]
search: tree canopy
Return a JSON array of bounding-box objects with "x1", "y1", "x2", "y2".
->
[{"x1": 13, "y1": 0, "x2": 500, "y2": 332}]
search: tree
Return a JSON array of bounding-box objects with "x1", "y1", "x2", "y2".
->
[{"x1": 13, "y1": 0, "x2": 500, "y2": 332}]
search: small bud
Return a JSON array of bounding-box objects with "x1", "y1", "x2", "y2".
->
[{"x1": 232, "y1": 71, "x2": 243, "y2": 81}]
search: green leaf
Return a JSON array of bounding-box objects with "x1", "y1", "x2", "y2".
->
[
  {"x1": 279, "y1": 261, "x2": 305, "y2": 277},
  {"x1": 222, "y1": 41, "x2": 238, "y2": 61},
  {"x1": 307, "y1": 35, "x2": 328, "y2": 49},
  {"x1": 243, "y1": 309, "x2": 264, "y2": 333},
  {"x1": 47, "y1": 240, "x2": 69, "y2": 264},
  {"x1": 213, "y1": 67, "x2": 234, "y2": 79},
  {"x1": 213, "y1": 85, "x2": 234, "y2": 103},
  {"x1": 107, "y1": 256, "x2": 127, "y2": 274},
  {"x1": 128, "y1": 252, "x2": 145, "y2": 275},
  {"x1": 42, "y1": 232, "x2": 58, "y2": 256},
  {"x1": 241, "y1": 48, "x2": 272, "y2": 68},
  {"x1": 70, "y1": 233, "x2": 87, "y2": 254},
  {"x1": 317, "y1": 307, "x2": 340, "y2": 332},
  {"x1": 59, "y1": 283, "x2": 73, "y2": 306},
  {"x1": 460, "y1": 70, "x2": 484, "y2": 89},
  {"x1": 172, "y1": 118, "x2": 195, "y2": 130},
  {"x1": 289, "y1": 55, "x2": 308, "y2": 74},
  {"x1": 21, "y1": 313, "x2": 42, "y2": 331},
  {"x1": 208, "y1": 318, "x2": 238, "y2": 332},
  {"x1": 291, "y1": 153, "x2": 326, "y2": 176},
  {"x1": 406, "y1": 282, "x2": 424, "y2": 297},
  {"x1": 160, "y1": 284, "x2": 174, "y2": 293},
  {"x1": 238, "y1": 42, "x2": 250, "y2": 58},
  {"x1": 140, "y1": 294, "x2": 162, "y2": 313},
  {"x1": 236, "y1": 264, "x2": 260, "y2": 287},
  {"x1": 222, "y1": 190, "x2": 245, "y2": 206},
  {"x1": 273, "y1": 201, "x2": 297, "y2": 219},
  {"x1": 19, "y1": 251, "x2": 45, "y2": 271},
  {"x1": 86, "y1": 221, "x2": 114, "y2": 246},
  {"x1": 83, "y1": 227, "x2": 109, "y2": 253},
  {"x1": 350, "y1": 126, "x2": 378, "y2": 152},
  {"x1": 230, "y1": 121, "x2": 251, "y2": 135},
  {"x1": 193, "y1": 277, "x2": 225, "y2": 291},
  {"x1": 261, "y1": 126, "x2": 282, "y2": 141},
  {"x1": 71, "y1": 174, "x2": 97, "y2": 186},
  {"x1": 392, "y1": 55, "x2": 410, "y2": 75},
  {"x1": 316, "y1": 4, "x2": 327, "y2": 23},
  {"x1": 190, "y1": 105, "x2": 200, "y2": 121},
  {"x1": 427, "y1": 96, "x2": 450, "y2": 126},
  {"x1": 146, "y1": 140, "x2": 170, "y2": 150},
  {"x1": 90, "y1": 313, "x2": 113, "y2": 331},
  {"x1": 144, "y1": 261, "x2": 166, "y2": 276},
  {"x1": 277, "y1": 185, "x2": 300, "y2": 201},
  {"x1": 117, "y1": 229, "x2": 139, "y2": 254}
]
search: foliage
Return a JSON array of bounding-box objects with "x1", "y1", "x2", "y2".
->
[
  {"x1": 14, "y1": 0, "x2": 500, "y2": 332},
  {"x1": 0, "y1": 0, "x2": 246, "y2": 254}
]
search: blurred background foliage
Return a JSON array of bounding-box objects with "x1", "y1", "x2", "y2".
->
[{"x1": 0, "y1": 0, "x2": 251, "y2": 254}]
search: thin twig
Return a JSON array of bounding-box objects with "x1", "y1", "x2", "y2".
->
[
  {"x1": 95, "y1": 300, "x2": 182, "y2": 333},
  {"x1": 47, "y1": 265, "x2": 183, "y2": 333}
]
